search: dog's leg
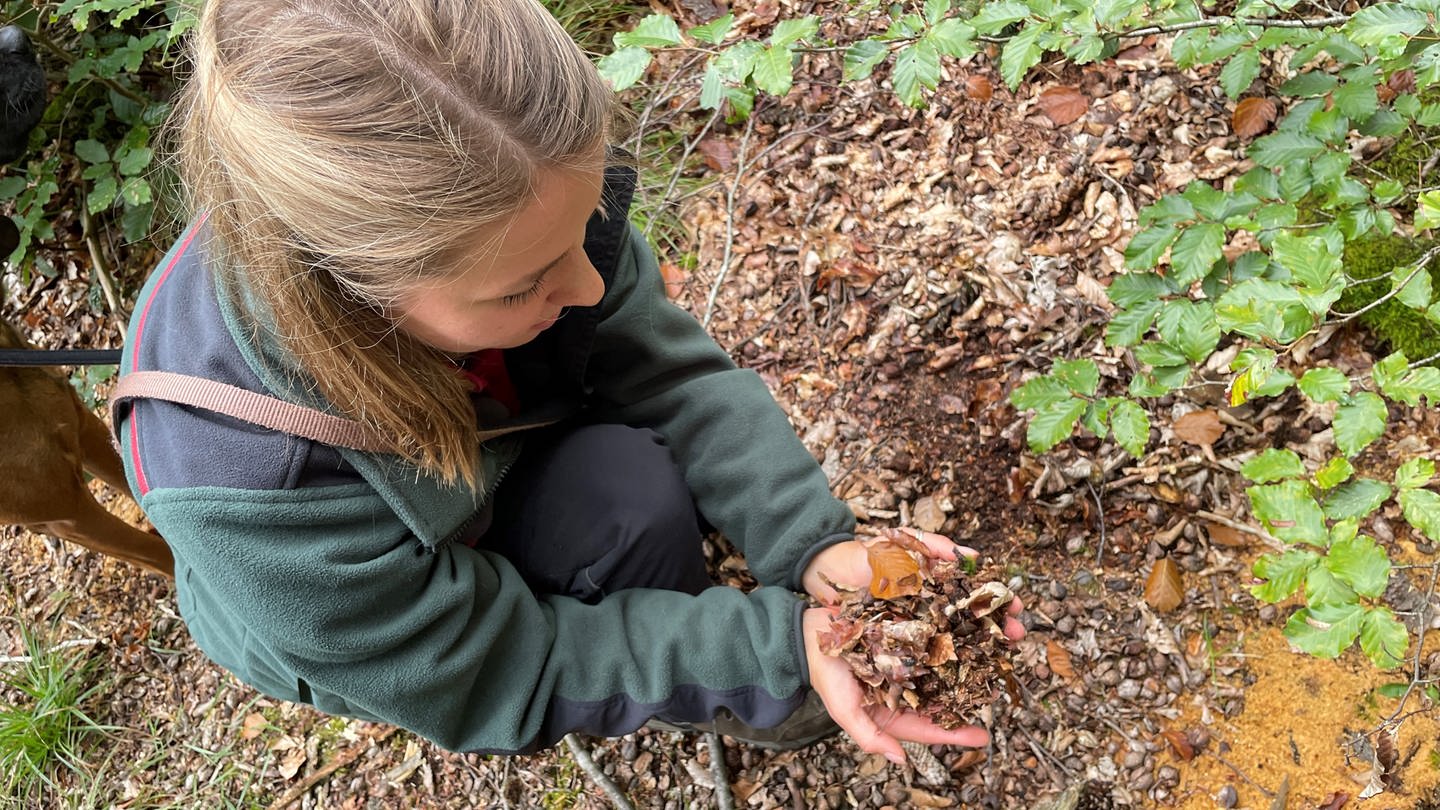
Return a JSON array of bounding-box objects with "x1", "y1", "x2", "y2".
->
[
  {"x1": 74, "y1": 389, "x2": 136, "y2": 497},
  {"x1": 34, "y1": 493, "x2": 175, "y2": 579}
]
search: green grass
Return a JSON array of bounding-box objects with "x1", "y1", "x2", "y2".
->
[
  {"x1": 0, "y1": 630, "x2": 113, "y2": 804},
  {"x1": 541, "y1": 0, "x2": 645, "y2": 53}
]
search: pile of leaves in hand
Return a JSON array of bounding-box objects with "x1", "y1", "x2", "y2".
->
[{"x1": 815, "y1": 530, "x2": 1016, "y2": 730}]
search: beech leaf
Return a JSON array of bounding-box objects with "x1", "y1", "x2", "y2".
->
[
  {"x1": 1045, "y1": 639, "x2": 1076, "y2": 681},
  {"x1": 1232, "y1": 96, "x2": 1278, "y2": 137},
  {"x1": 1036, "y1": 85, "x2": 1088, "y2": 125},
  {"x1": 1173, "y1": 409, "x2": 1225, "y2": 447},
  {"x1": 1144, "y1": 556, "x2": 1184, "y2": 613},
  {"x1": 866, "y1": 540, "x2": 923, "y2": 599},
  {"x1": 964, "y1": 74, "x2": 993, "y2": 102}
]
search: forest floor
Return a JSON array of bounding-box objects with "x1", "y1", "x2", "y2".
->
[{"x1": 5, "y1": 2, "x2": 1440, "y2": 809}]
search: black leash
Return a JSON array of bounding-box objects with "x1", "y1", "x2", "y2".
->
[{"x1": 0, "y1": 348, "x2": 122, "y2": 366}]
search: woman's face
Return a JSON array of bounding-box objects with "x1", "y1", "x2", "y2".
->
[{"x1": 395, "y1": 165, "x2": 607, "y2": 353}]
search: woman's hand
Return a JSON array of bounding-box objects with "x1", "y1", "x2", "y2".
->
[
  {"x1": 801, "y1": 529, "x2": 959, "y2": 604},
  {"x1": 802, "y1": 607, "x2": 988, "y2": 764},
  {"x1": 799, "y1": 528, "x2": 1027, "y2": 763}
]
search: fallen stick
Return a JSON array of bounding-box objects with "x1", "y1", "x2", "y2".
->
[
  {"x1": 564, "y1": 733, "x2": 635, "y2": 810},
  {"x1": 266, "y1": 725, "x2": 400, "y2": 810}
]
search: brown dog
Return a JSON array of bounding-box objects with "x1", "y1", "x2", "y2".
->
[{"x1": 0, "y1": 317, "x2": 173, "y2": 578}]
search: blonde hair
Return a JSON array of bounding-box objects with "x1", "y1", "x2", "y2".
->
[{"x1": 170, "y1": 0, "x2": 615, "y2": 487}]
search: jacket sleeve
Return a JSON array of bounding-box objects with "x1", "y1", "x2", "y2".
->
[
  {"x1": 141, "y1": 483, "x2": 812, "y2": 754},
  {"x1": 587, "y1": 224, "x2": 856, "y2": 590}
]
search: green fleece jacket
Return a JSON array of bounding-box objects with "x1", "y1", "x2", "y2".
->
[{"x1": 117, "y1": 168, "x2": 856, "y2": 753}]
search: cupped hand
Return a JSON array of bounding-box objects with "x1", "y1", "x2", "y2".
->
[
  {"x1": 801, "y1": 528, "x2": 959, "y2": 605},
  {"x1": 802, "y1": 607, "x2": 989, "y2": 764}
]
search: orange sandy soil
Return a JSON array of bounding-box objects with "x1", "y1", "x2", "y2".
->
[{"x1": 1171, "y1": 625, "x2": 1440, "y2": 809}]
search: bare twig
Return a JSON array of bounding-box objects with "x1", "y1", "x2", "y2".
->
[
  {"x1": 1381, "y1": 559, "x2": 1440, "y2": 730},
  {"x1": 977, "y1": 14, "x2": 1349, "y2": 44},
  {"x1": 563, "y1": 733, "x2": 635, "y2": 810},
  {"x1": 78, "y1": 188, "x2": 126, "y2": 321},
  {"x1": 1194, "y1": 510, "x2": 1285, "y2": 552},
  {"x1": 266, "y1": 726, "x2": 400, "y2": 810},
  {"x1": 1213, "y1": 749, "x2": 1278, "y2": 799},
  {"x1": 703, "y1": 114, "x2": 757, "y2": 330},
  {"x1": 706, "y1": 731, "x2": 735, "y2": 810},
  {"x1": 1336, "y1": 245, "x2": 1440, "y2": 324},
  {"x1": 1088, "y1": 480, "x2": 1108, "y2": 566}
]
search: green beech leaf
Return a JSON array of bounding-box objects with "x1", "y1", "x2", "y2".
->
[
  {"x1": 1133, "y1": 341, "x2": 1188, "y2": 369},
  {"x1": 615, "y1": 14, "x2": 682, "y2": 47},
  {"x1": 1139, "y1": 194, "x2": 1197, "y2": 227},
  {"x1": 699, "y1": 63, "x2": 724, "y2": 110},
  {"x1": 969, "y1": 1, "x2": 1030, "y2": 34},
  {"x1": 1106, "y1": 300, "x2": 1162, "y2": 347},
  {"x1": 1156, "y1": 299, "x2": 1220, "y2": 362},
  {"x1": 752, "y1": 45, "x2": 795, "y2": 97},
  {"x1": 1107, "y1": 273, "x2": 1176, "y2": 308},
  {"x1": 924, "y1": 0, "x2": 951, "y2": 24},
  {"x1": 1108, "y1": 400, "x2": 1150, "y2": 457},
  {"x1": 1360, "y1": 608, "x2": 1409, "y2": 669},
  {"x1": 713, "y1": 40, "x2": 763, "y2": 82},
  {"x1": 1252, "y1": 549, "x2": 1320, "y2": 602},
  {"x1": 1400, "y1": 487, "x2": 1440, "y2": 542},
  {"x1": 1298, "y1": 367, "x2": 1349, "y2": 403},
  {"x1": 1270, "y1": 232, "x2": 1341, "y2": 290},
  {"x1": 1249, "y1": 479, "x2": 1327, "y2": 545},
  {"x1": 688, "y1": 14, "x2": 734, "y2": 44},
  {"x1": 1280, "y1": 71, "x2": 1339, "y2": 97},
  {"x1": 1220, "y1": 48, "x2": 1261, "y2": 98},
  {"x1": 1010, "y1": 375, "x2": 1073, "y2": 410},
  {"x1": 1027, "y1": 398, "x2": 1087, "y2": 453},
  {"x1": 597, "y1": 46, "x2": 652, "y2": 90},
  {"x1": 1168, "y1": 223, "x2": 1226, "y2": 286},
  {"x1": 1306, "y1": 565, "x2": 1358, "y2": 606},
  {"x1": 1324, "y1": 478, "x2": 1394, "y2": 520},
  {"x1": 1124, "y1": 224, "x2": 1181, "y2": 270},
  {"x1": 893, "y1": 40, "x2": 941, "y2": 107},
  {"x1": 1081, "y1": 398, "x2": 1118, "y2": 438},
  {"x1": 1327, "y1": 534, "x2": 1391, "y2": 598},
  {"x1": 999, "y1": 24, "x2": 1044, "y2": 90},
  {"x1": 1396, "y1": 458, "x2": 1436, "y2": 490},
  {"x1": 1285, "y1": 602, "x2": 1365, "y2": 659},
  {"x1": 1334, "y1": 78, "x2": 1380, "y2": 121},
  {"x1": 1395, "y1": 266, "x2": 1434, "y2": 310},
  {"x1": 1316, "y1": 456, "x2": 1354, "y2": 489},
  {"x1": 928, "y1": 19, "x2": 977, "y2": 58},
  {"x1": 843, "y1": 39, "x2": 889, "y2": 82},
  {"x1": 74, "y1": 139, "x2": 109, "y2": 165},
  {"x1": 1241, "y1": 448, "x2": 1305, "y2": 483},
  {"x1": 1333, "y1": 392, "x2": 1389, "y2": 457},
  {"x1": 1347, "y1": 4, "x2": 1428, "y2": 46},
  {"x1": 1249, "y1": 132, "x2": 1327, "y2": 168},
  {"x1": 1052, "y1": 359, "x2": 1100, "y2": 396},
  {"x1": 769, "y1": 16, "x2": 819, "y2": 47}
]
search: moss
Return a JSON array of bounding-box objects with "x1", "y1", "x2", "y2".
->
[{"x1": 1336, "y1": 233, "x2": 1440, "y2": 365}]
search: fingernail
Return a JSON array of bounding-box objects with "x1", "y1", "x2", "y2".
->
[{"x1": 887, "y1": 752, "x2": 906, "y2": 766}]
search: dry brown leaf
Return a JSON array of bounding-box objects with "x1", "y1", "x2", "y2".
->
[
  {"x1": 964, "y1": 75, "x2": 993, "y2": 102},
  {"x1": 1205, "y1": 522, "x2": 1249, "y2": 548},
  {"x1": 1231, "y1": 96, "x2": 1278, "y2": 138},
  {"x1": 866, "y1": 540, "x2": 923, "y2": 599},
  {"x1": 1036, "y1": 85, "x2": 1088, "y2": 125},
  {"x1": 277, "y1": 746, "x2": 307, "y2": 780},
  {"x1": 659, "y1": 262, "x2": 686, "y2": 300},
  {"x1": 1158, "y1": 729, "x2": 1195, "y2": 760},
  {"x1": 1154, "y1": 482, "x2": 1185, "y2": 504},
  {"x1": 1173, "y1": 409, "x2": 1225, "y2": 447},
  {"x1": 241, "y1": 712, "x2": 268, "y2": 741},
  {"x1": 1144, "y1": 556, "x2": 1184, "y2": 613},
  {"x1": 1046, "y1": 638, "x2": 1076, "y2": 681},
  {"x1": 1317, "y1": 792, "x2": 1350, "y2": 810},
  {"x1": 913, "y1": 495, "x2": 946, "y2": 533},
  {"x1": 697, "y1": 137, "x2": 734, "y2": 171},
  {"x1": 907, "y1": 788, "x2": 955, "y2": 807}
]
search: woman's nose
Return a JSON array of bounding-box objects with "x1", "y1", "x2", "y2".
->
[{"x1": 552, "y1": 255, "x2": 605, "y2": 308}]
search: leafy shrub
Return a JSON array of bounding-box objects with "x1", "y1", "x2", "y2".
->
[{"x1": 1, "y1": 0, "x2": 192, "y2": 281}]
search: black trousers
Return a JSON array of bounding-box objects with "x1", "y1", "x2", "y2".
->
[{"x1": 477, "y1": 424, "x2": 712, "y2": 602}]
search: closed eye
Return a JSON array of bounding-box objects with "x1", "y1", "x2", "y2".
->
[{"x1": 501, "y1": 276, "x2": 546, "y2": 307}]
